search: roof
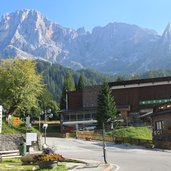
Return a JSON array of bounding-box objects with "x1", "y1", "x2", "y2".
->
[
  {"x1": 141, "y1": 109, "x2": 171, "y2": 118},
  {"x1": 59, "y1": 107, "x2": 97, "y2": 114},
  {"x1": 108, "y1": 76, "x2": 171, "y2": 87},
  {"x1": 151, "y1": 109, "x2": 171, "y2": 117}
]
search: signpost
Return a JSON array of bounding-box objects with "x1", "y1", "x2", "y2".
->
[
  {"x1": 13, "y1": 117, "x2": 21, "y2": 126},
  {"x1": 0, "y1": 106, "x2": 2, "y2": 133},
  {"x1": 139, "y1": 98, "x2": 171, "y2": 105},
  {"x1": 26, "y1": 115, "x2": 30, "y2": 127}
]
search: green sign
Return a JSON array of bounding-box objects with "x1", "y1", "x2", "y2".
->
[{"x1": 139, "y1": 98, "x2": 171, "y2": 105}]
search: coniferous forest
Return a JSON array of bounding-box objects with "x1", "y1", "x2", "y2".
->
[{"x1": 36, "y1": 60, "x2": 171, "y2": 104}]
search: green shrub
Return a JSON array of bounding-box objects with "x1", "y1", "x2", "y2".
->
[{"x1": 107, "y1": 126, "x2": 152, "y2": 140}]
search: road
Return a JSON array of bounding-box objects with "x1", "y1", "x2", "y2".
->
[{"x1": 46, "y1": 137, "x2": 171, "y2": 171}]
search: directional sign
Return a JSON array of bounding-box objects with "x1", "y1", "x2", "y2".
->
[
  {"x1": 0, "y1": 106, "x2": 2, "y2": 133},
  {"x1": 13, "y1": 117, "x2": 21, "y2": 126},
  {"x1": 139, "y1": 98, "x2": 171, "y2": 105}
]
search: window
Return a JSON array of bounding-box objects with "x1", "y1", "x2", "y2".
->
[
  {"x1": 78, "y1": 114, "x2": 84, "y2": 120},
  {"x1": 155, "y1": 121, "x2": 164, "y2": 130},
  {"x1": 92, "y1": 113, "x2": 97, "y2": 119},
  {"x1": 64, "y1": 115, "x2": 69, "y2": 121},
  {"x1": 85, "y1": 114, "x2": 91, "y2": 120},
  {"x1": 70, "y1": 115, "x2": 76, "y2": 121},
  {"x1": 154, "y1": 120, "x2": 164, "y2": 135}
]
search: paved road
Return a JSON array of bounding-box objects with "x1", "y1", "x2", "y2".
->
[{"x1": 46, "y1": 137, "x2": 171, "y2": 171}]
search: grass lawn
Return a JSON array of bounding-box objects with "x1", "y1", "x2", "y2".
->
[
  {"x1": 107, "y1": 126, "x2": 152, "y2": 140},
  {"x1": 0, "y1": 158, "x2": 67, "y2": 171},
  {"x1": 2, "y1": 118, "x2": 40, "y2": 134}
]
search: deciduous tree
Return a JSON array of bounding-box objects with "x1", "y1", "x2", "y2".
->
[{"x1": 0, "y1": 59, "x2": 44, "y2": 116}]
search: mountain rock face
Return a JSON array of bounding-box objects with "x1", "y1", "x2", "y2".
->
[{"x1": 0, "y1": 9, "x2": 170, "y2": 74}]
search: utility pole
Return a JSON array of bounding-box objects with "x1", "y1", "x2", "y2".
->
[
  {"x1": 66, "y1": 89, "x2": 68, "y2": 110},
  {"x1": 102, "y1": 122, "x2": 107, "y2": 164}
]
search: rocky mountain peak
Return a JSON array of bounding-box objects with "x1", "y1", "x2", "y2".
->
[
  {"x1": 0, "y1": 9, "x2": 171, "y2": 74},
  {"x1": 162, "y1": 23, "x2": 171, "y2": 41}
]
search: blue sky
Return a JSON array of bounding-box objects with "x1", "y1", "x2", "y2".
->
[{"x1": 0, "y1": 0, "x2": 171, "y2": 34}]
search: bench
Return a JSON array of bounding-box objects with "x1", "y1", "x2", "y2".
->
[{"x1": 0, "y1": 150, "x2": 21, "y2": 162}]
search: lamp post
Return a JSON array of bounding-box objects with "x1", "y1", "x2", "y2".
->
[
  {"x1": 102, "y1": 122, "x2": 107, "y2": 164},
  {"x1": 42, "y1": 109, "x2": 53, "y2": 144},
  {"x1": 102, "y1": 118, "x2": 114, "y2": 164}
]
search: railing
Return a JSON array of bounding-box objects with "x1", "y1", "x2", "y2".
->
[{"x1": 74, "y1": 131, "x2": 153, "y2": 148}]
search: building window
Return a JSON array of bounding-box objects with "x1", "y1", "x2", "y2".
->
[
  {"x1": 85, "y1": 114, "x2": 91, "y2": 120},
  {"x1": 70, "y1": 115, "x2": 76, "y2": 121},
  {"x1": 92, "y1": 113, "x2": 97, "y2": 119},
  {"x1": 64, "y1": 115, "x2": 69, "y2": 121},
  {"x1": 155, "y1": 121, "x2": 164, "y2": 130},
  {"x1": 154, "y1": 120, "x2": 164, "y2": 135},
  {"x1": 78, "y1": 114, "x2": 84, "y2": 120}
]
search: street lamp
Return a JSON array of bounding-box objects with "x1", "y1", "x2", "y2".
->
[
  {"x1": 102, "y1": 118, "x2": 114, "y2": 164},
  {"x1": 102, "y1": 122, "x2": 107, "y2": 164},
  {"x1": 42, "y1": 109, "x2": 53, "y2": 144}
]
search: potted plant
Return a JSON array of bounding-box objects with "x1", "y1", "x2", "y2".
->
[{"x1": 34, "y1": 152, "x2": 64, "y2": 169}]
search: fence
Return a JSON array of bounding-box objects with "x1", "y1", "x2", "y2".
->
[
  {"x1": 75, "y1": 131, "x2": 153, "y2": 148},
  {"x1": 44, "y1": 131, "x2": 171, "y2": 149}
]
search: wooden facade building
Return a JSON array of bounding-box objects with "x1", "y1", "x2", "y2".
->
[{"x1": 60, "y1": 76, "x2": 171, "y2": 131}]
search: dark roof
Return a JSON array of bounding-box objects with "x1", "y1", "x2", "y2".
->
[
  {"x1": 59, "y1": 107, "x2": 97, "y2": 114},
  {"x1": 151, "y1": 109, "x2": 171, "y2": 117},
  {"x1": 108, "y1": 76, "x2": 171, "y2": 87}
]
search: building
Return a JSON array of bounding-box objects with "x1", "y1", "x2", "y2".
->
[
  {"x1": 146, "y1": 103, "x2": 171, "y2": 149},
  {"x1": 60, "y1": 76, "x2": 171, "y2": 131}
]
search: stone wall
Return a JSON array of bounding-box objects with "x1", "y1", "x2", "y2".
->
[{"x1": 0, "y1": 134, "x2": 25, "y2": 151}]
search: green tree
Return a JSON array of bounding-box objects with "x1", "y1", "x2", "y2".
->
[
  {"x1": 77, "y1": 74, "x2": 85, "y2": 90},
  {"x1": 65, "y1": 71, "x2": 75, "y2": 91},
  {"x1": 39, "y1": 88, "x2": 59, "y2": 118},
  {"x1": 96, "y1": 82, "x2": 117, "y2": 129},
  {"x1": 60, "y1": 71, "x2": 75, "y2": 109},
  {"x1": 0, "y1": 59, "x2": 44, "y2": 116}
]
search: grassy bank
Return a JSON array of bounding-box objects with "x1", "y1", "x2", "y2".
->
[
  {"x1": 107, "y1": 126, "x2": 152, "y2": 140},
  {"x1": 2, "y1": 118, "x2": 40, "y2": 134},
  {"x1": 0, "y1": 158, "x2": 67, "y2": 171}
]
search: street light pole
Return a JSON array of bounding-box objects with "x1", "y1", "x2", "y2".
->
[
  {"x1": 44, "y1": 124, "x2": 47, "y2": 144},
  {"x1": 42, "y1": 109, "x2": 53, "y2": 144},
  {"x1": 102, "y1": 122, "x2": 107, "y2": 164}
]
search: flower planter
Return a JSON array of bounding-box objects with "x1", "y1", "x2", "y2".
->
[{"x1": 38, "y1": 160, "x2": 58, "y2": 169}]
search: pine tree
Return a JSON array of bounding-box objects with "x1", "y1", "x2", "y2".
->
[
  {"x1": 65, "y1": 71, "x2": 75, "y2": 91},
  {"x1": 96, "y1": 82, "x2": 117, "y2": 129},
  {"x1": 60, "y1": 71, "x2": 75, "y2": 109},
  {"x1": 77, "y1": 74, "x2": 85, "y2": 90}
]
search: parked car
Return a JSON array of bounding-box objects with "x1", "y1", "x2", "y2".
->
[{"x1": 84, "y1": 126, "x2": 96, "y2": 130}]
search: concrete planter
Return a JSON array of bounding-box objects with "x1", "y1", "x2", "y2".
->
[{"x1": 38, "y1": 161, "x2": 58, "y2": 169}]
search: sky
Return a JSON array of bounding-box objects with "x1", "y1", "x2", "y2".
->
[{"x1": 0, "y1": 0, "x2": 171, "y2": 34}]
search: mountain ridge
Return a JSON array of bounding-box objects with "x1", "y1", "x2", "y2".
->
[{"x1": 0, "y1": 9, "x2": 171, "y2": 74}]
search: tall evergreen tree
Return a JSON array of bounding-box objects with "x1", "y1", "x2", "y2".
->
[
  {"x1": 60, "y1": 71, "x2": 75, "y2": 109},
  {"x1": 96, "y1": 82, "x2": 117, "y2": 129},
  {"x1": 77, "y1": 74, "x2": 85, "y2": 90},
  {"x1": 65, "y1": 71, "x2": 75, "y2": 91}
]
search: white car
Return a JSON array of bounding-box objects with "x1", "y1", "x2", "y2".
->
[{"x1": 84, "y1": 126, "x2": 96, "y2": 130}]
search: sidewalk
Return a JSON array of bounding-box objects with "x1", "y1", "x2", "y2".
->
[{"x1": 64, "y1": 159, "x2": 118, "y2": 171}]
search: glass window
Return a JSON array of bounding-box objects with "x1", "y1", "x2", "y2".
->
[
  {"x1": 155, "y1": 121, "x2": 164, "y2": 130},
  {"x1": 85, "y1": 114, "x2": 91, "y2": 119},
  {"x1": 64, "y1": 115, "x2": 69, "y2": 121},
  {"x1": 78, "y1": 114, "x2": 84, "y2": 120},
  {"x1": 92, "y1": 113, "x2": 97, "y2": 119},
  {"x1": 70, "y1": 115, "x2": 76, "y2": 121}
]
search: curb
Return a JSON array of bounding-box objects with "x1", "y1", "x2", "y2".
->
[{"x1": 102, "y1": 163, "x2": 120, "y2": 171}]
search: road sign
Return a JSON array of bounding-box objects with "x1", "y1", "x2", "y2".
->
[
  {"x1": 0, "y1": 106, "x2": 2, "y2": 133},
  {"x1": 26, "y1": 115, "x2": 30, "y2": 127},
  {"x1": 13, "y1": 117, "x2": 21, "y2": 126}
]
